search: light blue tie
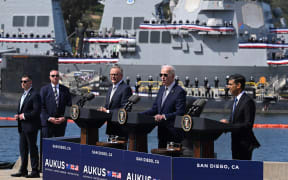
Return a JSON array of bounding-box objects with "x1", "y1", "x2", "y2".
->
[{"x1": 231, "y1": 98, "x2": 238, "y2": 122}]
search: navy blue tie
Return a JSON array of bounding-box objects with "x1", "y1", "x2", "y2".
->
[{"x1": 232, "y1": 98, "x2": 238, "y2": 122}]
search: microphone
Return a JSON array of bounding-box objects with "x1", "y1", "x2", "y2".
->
[
  {"x1": 76, "y1": 93, "x2": 95, "y2": 107},
  {"x1": 123, "y1": 95, "x2": 141, "y2": 112},
  {"x1": 186, "y1": 98, "x2": 206, "y2": 117}
]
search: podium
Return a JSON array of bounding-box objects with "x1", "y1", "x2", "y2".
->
[
  {"x1": 64, "y1": 106, "x2": 111, "y2": 145},
  {"x1": 174, "y1": 116, "x2": 234, "y2": 158},
  {"x1": 111, "y1": 110, "x2": 156, "y2": 152}
]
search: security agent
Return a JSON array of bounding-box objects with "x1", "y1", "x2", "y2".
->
[
  {"x1": 11, "y1": 75, "x2": 41, "y2": 178},
  {"x1": 40, "y1": 70, "x2": 72, "y2": 138},
  {"x1": 141, "y1": 65, "x2": 186, "y2": 148}
]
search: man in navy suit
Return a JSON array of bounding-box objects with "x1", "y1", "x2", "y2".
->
[
  {"x1": 142, "y1": 65, "x2": 186, "y2": 148},
  {"x1": 40, "y1": 70, "x2": 72, "y2": 138},
  {"x1": 11, "y1": 75, "x2": 41, "y2": 178},
  {"x1": 221, "y1": 74, "x2": 260, "y2": 160},
  {"x1": 98, "y1": 64, "x2": 132, "y2": 136}
]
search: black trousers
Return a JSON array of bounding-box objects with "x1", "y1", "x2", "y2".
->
[
  {"x1": 232, "y1": 143, "x2": 253, "y2": 160},
  {"x1": 19, "y1": 130, "x2": 39, "y2": 173},
  {"x1": 41, "y1": 125, "x2": 66, "y2": 138}
]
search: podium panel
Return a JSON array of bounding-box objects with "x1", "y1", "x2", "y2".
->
[
  {"x1": 111, "y1": 110, "x2": 156, "y2": 152},
  {"x1": 65, "y1": 106, "x2": 112, "y2": 145},
  {"x1": 174, "y1": 116, "x2": 234, "y2": 158}
]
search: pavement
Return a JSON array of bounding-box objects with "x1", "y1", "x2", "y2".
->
[{"x1": 0, "y1": 169, "x2": 42, "y2": 180}]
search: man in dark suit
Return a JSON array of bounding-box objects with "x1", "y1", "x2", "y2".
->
[
  {"x1": 141, "y1": 65, "x2": 186, "y2": 148},
  {"x1": 11, "y1": 75, "x2": 41, "y2": 178},
  {"x1": 221, "y1": 74, "x2": 260, "y2": 160},
  {"x1": 40, "y1": 70, "x2": 72, "y2": 138},
  {"x1": 98, "y1": 64, "x2": 132, "y2": 136}
]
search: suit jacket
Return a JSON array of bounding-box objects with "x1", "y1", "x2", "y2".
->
[
  {"x1": 105, "y1": 81, "x2": 132, "y2": 135},
  {"x1": 230, "y1": 93, "x2": 260, "y2": 151},
  {"x1": 40, "y1": 84, "x2": 72, "y2": 127},
  {"x1": 17, "y1": 88, "x2": 41, "y2": 133},
  {"x1": 104, "y1": 81, "x2": 132, "y2": 110},
  {"x1": 142, "y1": 83, "x2": 186, "y2": 142}
]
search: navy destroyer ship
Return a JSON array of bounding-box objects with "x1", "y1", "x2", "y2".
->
[{"x1": 1, "y1": 0, "x2": 288, "y2": 85}]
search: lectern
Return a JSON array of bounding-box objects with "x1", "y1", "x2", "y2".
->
[
  {"x1": 64, "y1": 106, "x2": 111, "y2": 145},
  {"x1": 174, "y1": 116, "x2": 234, "y2": 158},
  {"x1": 111, "y1": 110, "x2": 156, "y2": 152}
]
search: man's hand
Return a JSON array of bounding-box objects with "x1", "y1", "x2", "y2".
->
[
  {"x1": 14, "y1": 114, "x2": 19, "y2": 120},
  {"x1": 220, "y1": 119, "x2": 228, "y2": 124},
  {"x1": 98, "y1": 106, "x2": 108, "y2": 113},
  {"x1": 154, "y1": 114, "x2": 165, "y2": 122}
]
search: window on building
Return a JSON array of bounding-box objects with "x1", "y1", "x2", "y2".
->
[
  {"x1": 13, "y1": 16, "x2": 25, "y2": 27},
  {"x1": 123, "y1": 17, "x2": 132, "y2": 30},
  {"x1": 162, "y1": 31, "x2": 171, "y2": 43},
  {"x1": 139, "y1": 31, "x2": 149, "y2": 43},
  {"x1": 150, "y1": 31, "x2": 160, "y2": 43},
  {"x1": 134, "y1": 17, "x2": 144, "y2": 29},
  {"x1": 27, "y1": 16, "x2": 35, "y2": 27},
  {"x1": 37, "y1": 16, "x2": 49, "y2": 27},
  {"x1": 112, "y1": 17, "x2": 122, "y2": 30}
]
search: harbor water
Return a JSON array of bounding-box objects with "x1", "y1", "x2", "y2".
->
[{"x1": 1, "y1": 110, "x2": 288, "y2": 163}]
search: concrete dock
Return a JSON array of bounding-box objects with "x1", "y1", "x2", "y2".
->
[{"x1": 0, "y1": 169, "x2": 42, "y2": 180}]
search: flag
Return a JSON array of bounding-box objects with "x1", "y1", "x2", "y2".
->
[
  {"x1": 116, "y1": 172, "x2": 121, "y2": 179},
  {"x1": 107, "y1": 171, "x2": 112, "y2": 177},
  {"x1": 75, "y1": 165, "x2": 79, "y2": 171},
  {"x1": 112, "y1": 171, "x2": 117, "y2": 178}
]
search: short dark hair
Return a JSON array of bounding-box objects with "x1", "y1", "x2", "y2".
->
[
  {"x1": 111, "y1": 64, "x2": 123, "y2": 75},
  {"x1": 229, "y1": 74, "x2": 245, "y2": 90},
  {"x1": 22, "y1": 74, "x2": 32, "y2": 80}
]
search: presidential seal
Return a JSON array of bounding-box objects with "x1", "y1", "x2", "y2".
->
[
  {"x1": 118, "y1": 108, "x2": 127, "y2": 125},
  {"x1": 70, "y1": 105, "x2": 80, "y2": 120},
  {"x1": 181, "y1": 115, "x2": 192, "y2": 132},
  {"x1": 127, "y1": 0, "x2": 135, "y2": 5}
]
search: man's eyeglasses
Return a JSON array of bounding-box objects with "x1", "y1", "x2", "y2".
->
[
  {"x1": 159, "y1": 73, "x2": 168, "y2": 77},
  {"x1": 110, "y1": 73, "x2": 118, "y2": 76},
  {"x1": 20, "y1": 80, "x2": 30, "y2": 83},
  {"x1": 50, "y1": 75, "x2": 59, "y2": 78}
]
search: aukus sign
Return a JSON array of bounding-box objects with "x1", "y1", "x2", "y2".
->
[{"x1": 43, "y1": 138, "x2": 263, "y2": 180}]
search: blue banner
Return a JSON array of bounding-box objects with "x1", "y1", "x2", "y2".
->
[
  {"x1": 81, "y1": 145, "x2": 124, "y2": 180},
  {"x1": 173, "y1": 157, "x2": 263, "y2": 180},
  {"x1": 43, "y1": 137, "x2": 81, "y2": 180},
  {"x1": 122, "y1": 151, "x2": 172, "y2": 180}
]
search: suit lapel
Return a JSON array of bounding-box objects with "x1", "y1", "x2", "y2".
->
[
  {"x1": 109, "y1": 81, "x2": 123, "y2": 108},
  {"x1": 158, "y1": 86, "x2": 165, "y2": 112},
  {"x1": 20, "y1": 88, "x2": 32, "y2": 112},
  {"x1": 160, "y1": 84, "x2": 177, "y2": 111},
  {"x1": 233, "y1": 93, "x2": 246, "y2": 121}
]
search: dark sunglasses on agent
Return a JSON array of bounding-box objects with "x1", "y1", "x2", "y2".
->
[
  {"x1": 20, "y1": 80, "x2": 29, "y2": 83},
  {"x1": 50, "y1": 75, "x2": 59, "y2": 78},
  {"x1": 159, "y1": 73, "x2": 168, "y2": 77}
]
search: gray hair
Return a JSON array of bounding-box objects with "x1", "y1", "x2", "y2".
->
[
  {"x1": 111, "y1": 64, "x2": 123, "y2": 75},
  {"x1": 161, "y1": 65, "x2": 176, "y2": 76}
]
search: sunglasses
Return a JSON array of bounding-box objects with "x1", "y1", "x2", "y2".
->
[
  {"x1": 159, "y1": 73, "x2": 168, "y2": 77},
  {"x1": 110, "y1": 73, "x2": 118, "y2": 76},
  {"x1": 20, "y1": 80, "x2": 29, "y2": 83},
  {"x1": 50, "y1": 75, "x2": 59, "y2": 77}
]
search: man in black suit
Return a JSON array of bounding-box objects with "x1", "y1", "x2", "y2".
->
[
  {"x1": 11, "y1": 75, "x2": 41, "y2": 178},
  {"x1": 141, "y1": 65, "x2": 186, "y2": 148},
  {"x1": 40, "y1": 70, "x2": 72, "y2": 138},
  {"x1": 98, "y1": 64, "x2": 132, "y2": 136},
  {"x1": 221, "y1": 74, "x2": 260, "y2": 160}
]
